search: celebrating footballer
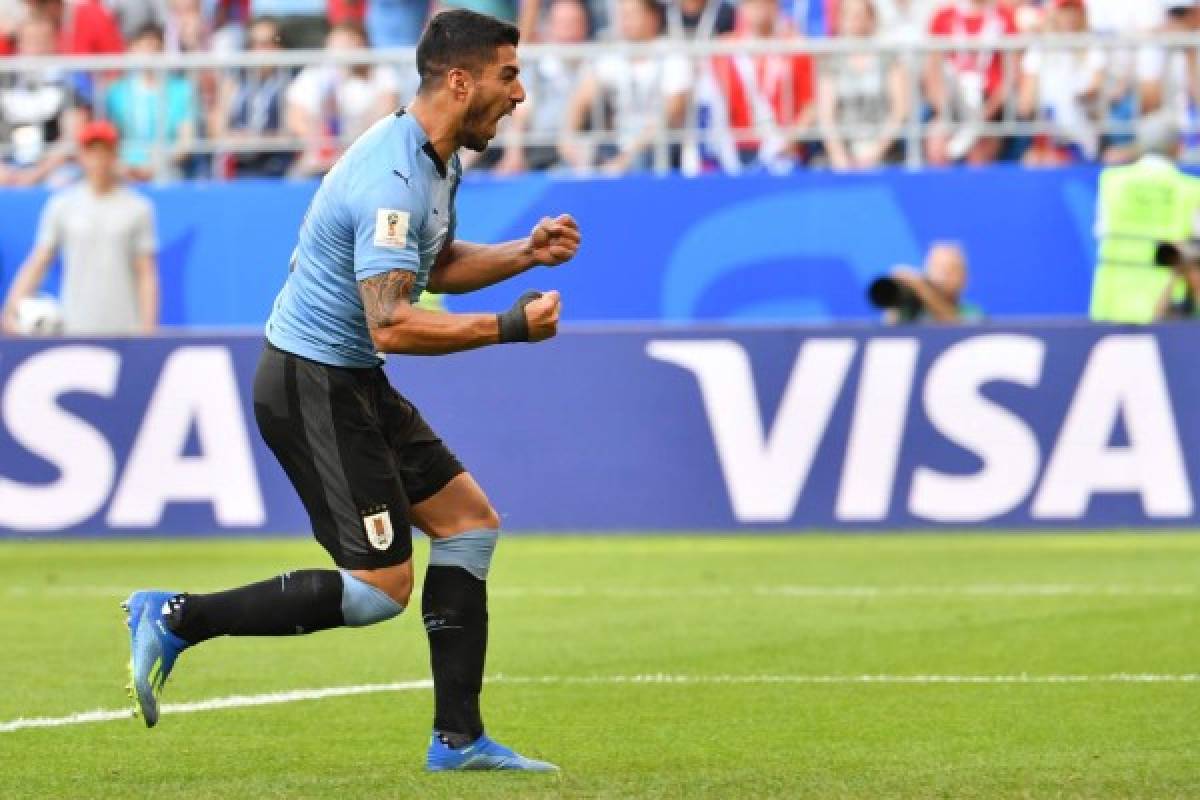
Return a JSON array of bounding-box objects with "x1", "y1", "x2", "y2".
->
[{"x1": 122, "y1": 9, "x2": 580, "y2": 772}]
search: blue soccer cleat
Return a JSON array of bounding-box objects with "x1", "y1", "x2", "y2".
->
[
  {"x1": 426, "y1": 733, "x2": 560, "y2": 772},
  {"x1": 121, "y1": 590, "x2": 190, "y2": 728}
]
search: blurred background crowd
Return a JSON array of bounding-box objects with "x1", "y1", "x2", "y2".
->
[{"x1": 0, "y1": 0, "x2": 1198, "y2": 184}]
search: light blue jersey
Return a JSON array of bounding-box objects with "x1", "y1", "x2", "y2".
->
[{"x1": 266, "y1": 111, "x2": 460, "y2": 367}]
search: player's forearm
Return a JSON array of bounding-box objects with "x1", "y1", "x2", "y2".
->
[
  {"x1": 426, "y1": 239, "x2": 536, "y2": 294},
  {"x1": 370, "y1": 306, "x2": 500, "y2": 355}
]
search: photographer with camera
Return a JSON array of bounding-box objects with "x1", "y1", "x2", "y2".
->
[
  {"x1": 870, "y1": 242, "x2": 981, "y2": 324},
  {"x1": 1092, "y1": 112, "x2": 1200, "y2": 323}
]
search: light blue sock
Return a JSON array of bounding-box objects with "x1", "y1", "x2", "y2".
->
[
  {"x1": 338, "y1": 569, "x2": 405, "y2": 627},
  {"x1": 428, "y1": 529, "x2": 499, "y2": 580}
]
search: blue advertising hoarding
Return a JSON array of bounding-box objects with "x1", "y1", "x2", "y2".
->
[
  {"x1": 0, "y1": 167, "x2": 1104, "y2": 326},
  {"x1": 0, "y1": 323, "x2": 1195, "y2": 536}
]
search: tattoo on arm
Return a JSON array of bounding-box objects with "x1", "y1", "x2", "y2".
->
[{"x1": 359, "y1": 270, "x2": 415, "y2": 329}]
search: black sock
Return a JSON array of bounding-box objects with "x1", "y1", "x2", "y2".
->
[
  {"x1": 423, "y1": 565, "x2": 488, "y2": 744},
  {"x1": 166, "y1": 569, "x2": 345, "y2": 645}
]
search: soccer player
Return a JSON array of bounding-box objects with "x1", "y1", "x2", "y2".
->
[{"x1": 122, "y1": 9, "x2": 580, "y2": 772}]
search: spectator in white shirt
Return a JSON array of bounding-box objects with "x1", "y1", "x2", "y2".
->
[
  {"x1": 286, "y1": 20, "x2": 401, "y2": 176},
  {"x1": 1018, "y1": 0, "x2": 1106, "y2": 163},
  {"x1": 818, "y1": 0, "x2": 910, "y2": 170},
  {"x1": 493, "y1": 0, "x2": 591, "y2": 174},
  {"x1": 1137, "y1": 0, "x2": 1199, "y2": 159},
  {"x1": 560, "y1": 0, "x2": 691, "y2": 174},
  {"x1": 873, "y1": 0, "x2": 935, "y2": 42},
  {"x1": 1086, "y1": 0, "x2": 1162, "y2": 36}
]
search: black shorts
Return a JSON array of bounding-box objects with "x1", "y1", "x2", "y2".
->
[{"x1": 253, "y1": 343, "x2": 465, "y2": 570}]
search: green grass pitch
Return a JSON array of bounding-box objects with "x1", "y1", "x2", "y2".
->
[{"x1": 1, "y1": 533, "x2": 1198, "y2": 799}]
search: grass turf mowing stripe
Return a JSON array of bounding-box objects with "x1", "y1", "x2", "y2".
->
[{"x1": 4, "y1": 673, "x2": 1199, "y2": 733}]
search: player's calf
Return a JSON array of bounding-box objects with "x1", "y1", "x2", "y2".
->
[
  {"x1": 421, "y1": 528, "x2": 498, "y2": 748},
  {"x1": 125, "y1": 567, "x2": 407, "y2": 728},
  {"x1": 168, "y1": 568, "x2": 407, "y2": 644}
]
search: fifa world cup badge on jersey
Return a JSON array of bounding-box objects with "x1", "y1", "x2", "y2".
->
[
  {"x1": 362, "y1": 507, "x2": 394, "y2": 550},
  {"x1": 374, "y1": 209, "x2": 409, "y2": 248}
]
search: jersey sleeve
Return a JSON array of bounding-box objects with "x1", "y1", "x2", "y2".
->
[{"x1": 350, "y1": 174, "x2": 422, "y2": 282}]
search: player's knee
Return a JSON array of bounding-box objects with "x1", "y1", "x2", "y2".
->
[
  {"x1": 477, "y1": 503, "x2": 502, "y2": 531},
  {"x1": 341, "y1": 567, "x2": 410, "y2": 625},
  {"x1": 373, "y1": 567, "x2": 414, "y2": 606},
  {"x1": 422, "y1": 502, "x2": 501, "y2": 539},
  {"x1": 454, "y1": 491, "x2": 501, "y2": 532},
  {"x1": 429, "y1": 528, "x2": 499, "y2": 581}
]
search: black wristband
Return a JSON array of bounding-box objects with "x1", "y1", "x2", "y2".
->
[{"x1": 497, "y1": 291, "x2": 543, "y2": 343}]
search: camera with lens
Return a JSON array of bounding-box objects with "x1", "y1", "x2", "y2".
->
[{"x1": 868, "y1": 275, "x2": 925, "y2": 317}]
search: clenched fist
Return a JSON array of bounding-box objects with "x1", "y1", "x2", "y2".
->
[
  {"x1": 528, "y1": 214, "x2": 581, "y2": 267},
  {"x1": 523, "y1": 290, "x2": 561, "y2": 342}
]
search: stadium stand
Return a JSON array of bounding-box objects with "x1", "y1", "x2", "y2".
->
[{"x1": 0, "y1": 0, "x2": 1198, "y2": 182}]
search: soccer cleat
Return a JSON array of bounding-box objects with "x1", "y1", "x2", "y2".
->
[
  {"x1": 122, "y1": 590, "x2": 190, "y2": 728},
  {"x1": 426, "y1": 733, "x2": 560, "y2": 772}
]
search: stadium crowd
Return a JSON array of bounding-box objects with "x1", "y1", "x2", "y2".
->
[{"x1": 0, "y1": 0, "x2": 1197, "y2": 183}]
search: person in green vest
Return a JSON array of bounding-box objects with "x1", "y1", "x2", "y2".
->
[{"x1": 1092, "y1": 112, "x2": 1200, "y2": 323}]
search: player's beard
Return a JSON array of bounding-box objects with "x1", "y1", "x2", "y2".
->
[{"x1": 460, "y1": 96, "x2": 506, "y2": 152}]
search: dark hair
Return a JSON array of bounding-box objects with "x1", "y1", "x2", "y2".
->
[
  {"x1": 416, "y1": 9, "x2": 520, "y2": 93},
  {"x1": 132, "y1": 22, "x2": 164, "y2": 43}
]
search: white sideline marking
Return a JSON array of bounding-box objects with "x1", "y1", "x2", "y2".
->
[
  {"x1": 6, "y1": 584, "x2": 1197, "y2": 599},
  {"x1": 2, "y1": 673, "x2": 1197, "y2": 734},
  {"x1": 0, "y1": 679, "x2": 432, "y2": 733}
]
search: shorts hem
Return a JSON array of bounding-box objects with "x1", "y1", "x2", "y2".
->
[
  {"x1": 406, "y1": 461, "x2": 467, "y2": 506},
  {"x1": 333, "y1": 549, "x2": 414, "y2": 571}
]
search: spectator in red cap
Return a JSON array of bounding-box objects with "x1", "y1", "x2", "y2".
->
[{"x1": 1, "y1": 119, "x2": 160, "y2": 335}]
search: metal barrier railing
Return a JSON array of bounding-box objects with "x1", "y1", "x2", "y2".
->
[{"x1": 1, "y1": 32, "x2": 1197, "y2": 181}]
